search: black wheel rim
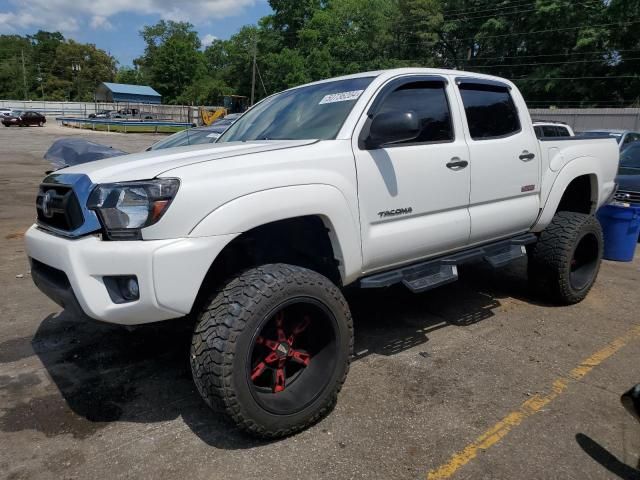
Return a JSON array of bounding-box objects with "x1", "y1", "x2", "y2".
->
[
  {"x1": 247, "y1": 297, "x2": 339, "y2": 415},
  {"x1": 570, "y1": 232, "x2": 600, "y2": 291}
]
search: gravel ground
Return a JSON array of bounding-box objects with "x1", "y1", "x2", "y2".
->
[{"x1": 1, "y1": 124, "x2": 639, "y2": 480}]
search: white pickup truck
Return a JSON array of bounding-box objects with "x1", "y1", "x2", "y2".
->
[{"x1": 25, "y1": 68, "x2": 618, "y2": 438}]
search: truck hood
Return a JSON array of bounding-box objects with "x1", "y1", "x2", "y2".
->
[
  {"x1": 61, "y1": 140, "x2": 317, "y2": 183},
  {"x1": 616, "y1": 174, "x2": 640, "y2": 192}
]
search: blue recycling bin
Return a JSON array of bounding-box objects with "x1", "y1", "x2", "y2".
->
[{"x1": 597, "y1": 204, "x2": 640, "y2": 262}]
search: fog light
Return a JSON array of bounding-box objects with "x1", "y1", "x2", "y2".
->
[
  {"x1": 104, "y1": 275, "x2": 140, "y2": 304},
  {"x1": 123, "y1": 277, "x2": 139, "y2": 301}
]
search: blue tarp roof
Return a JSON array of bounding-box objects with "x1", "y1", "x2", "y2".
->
[
  {"x1": 102, "y1": 83, "x2": 161, "y2": 97},
  {"x1": 96, "y1": 82, "x2": 162, "y2": 104}
]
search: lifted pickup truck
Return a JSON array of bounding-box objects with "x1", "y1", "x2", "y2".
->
[{"x1": 25, "y1": 68, "x2": 618, "y2": 438}]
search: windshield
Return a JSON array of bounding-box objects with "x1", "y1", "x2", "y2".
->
[
  {"x1": 218, "y1": 76, "x2": 374, "y2": 142},
  {"x1": 619, "y1": 145, "x2": 640, "y2": 175},
  {"x1": 149, "y1": 128, "x2": 218, "y2": 150}
]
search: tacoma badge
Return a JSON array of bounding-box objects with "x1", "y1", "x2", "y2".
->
[{"x1": 378, "y1": 207, "x2": 413, "y2": 218}]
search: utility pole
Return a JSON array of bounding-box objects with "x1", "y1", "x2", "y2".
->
[
  {"x1": 37, "y1": 64, "x2": 45, "y2": 101},
  {"x1": 250, "y1": 37, "x2": 257, "y2": 106},
  {"x1": 71, "y1": 60, "x2": 81, "y2": 101},
  {"x1": 21, "y1": 49, "x2": 28, "y2": 100}
]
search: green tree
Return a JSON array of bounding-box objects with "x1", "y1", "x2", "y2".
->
[
  {"x1": 134, "y1": 20, "x2": 205, "y2": 102},
  {"x1": 115, "y1": 66, "x2": 145, "y2": 85},
  {"x1": 52, "y1": 40, "x2": 117, "y2": 101},
  {"x1": 0, "y1": 31, "x2": 115, "y2": 101}
]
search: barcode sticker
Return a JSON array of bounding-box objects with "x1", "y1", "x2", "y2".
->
[{"x1": 319, "y1": 90, "x2": 364, "y2": 104}]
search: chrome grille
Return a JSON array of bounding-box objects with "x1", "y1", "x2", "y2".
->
[
  {"x1": 614, "y1": 189, "x2": 640, "y2": 204},
  {"x1": 36, "y1": 183, "x2": 84, "y2": 232}
]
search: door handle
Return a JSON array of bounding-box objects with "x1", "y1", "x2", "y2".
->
[
  {"x1": 446, "y1": 158, "x2": 469, "y2": 170},
  {"x1": 519, "y1": 151, "x2": 535, "y2": 161}
]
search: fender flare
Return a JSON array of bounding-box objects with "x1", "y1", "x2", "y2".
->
[
  {"x1": 188, "y1": 184, "x2": 363, "y2": 285},
  {"x1": 533, "y1": 156, "x2": 601, "y2": 232}
]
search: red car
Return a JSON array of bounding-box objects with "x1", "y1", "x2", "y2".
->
[{"x1": 2, "y1": 111, "x2": 46, "y2": 127}]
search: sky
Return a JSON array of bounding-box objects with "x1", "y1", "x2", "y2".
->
[{"x1": 0, "y1": 0, "x2": 273, "y2": 66}]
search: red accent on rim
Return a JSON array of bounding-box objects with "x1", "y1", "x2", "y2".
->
[
  {"x1": 288, "y1": 315, "x2": 311, "y2": 345},
  {"x1": 275, "y1": 311, "x2": 287, "y2": 343},
  {"x1": 251, "y1": 310, "x2": 313, "y2": 393},
  {"x1": 264, "y1": 351, "x2": 279, "y2": 364},
  {"x1": 289, "y1": 349, "x2": 310, "y2": 366},
  {"x1": 250, "y1": 361, "x2": 267, "y2": 381},
  {"x1": 274, "y1": 360, "x2": 286, "y2": 393}
]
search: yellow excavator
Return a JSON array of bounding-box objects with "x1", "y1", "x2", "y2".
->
[{"x1": 200, "y1": 95, "x2": 249, "y2": 126}]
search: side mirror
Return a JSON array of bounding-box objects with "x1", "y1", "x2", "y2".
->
[{"x1": 366, "y1": 110, "x2": 420, "y2": 149}]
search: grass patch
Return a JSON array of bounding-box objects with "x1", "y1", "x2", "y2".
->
[{"x1": 63, "y1": 123, "x2": 187, "y2": 134}]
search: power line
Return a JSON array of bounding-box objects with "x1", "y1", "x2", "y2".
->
[
  {"x1": 392, "y1": 0, "x2": 604, "y2": 27},
  {"x1": 468, "y1": 48, "x2": 640, "y2": 61},
  {"x1": 298, "y1": 50, "x2": 640, "y2": 66},
  {"x1": 512, "y1": 75, "x2": 640, "y2": 80},
  {"x1": 395, "y1": 20, "x2": 640, "y2": 47},
  {"x1": 255, "y1": 61, "x2": 269, "y2": 96},
  {"x1": 434, "y1": 0, "x2": 536, "y2": 16},
  {"x1": 396, "y1": 6, "x2": 537, "y2": 27},
  {"x1": 472, "y1": 56, "x2": 640, "y2": 68},
  {"x1": 435, "y1": 0, "x2": 600, "y2": 16}
]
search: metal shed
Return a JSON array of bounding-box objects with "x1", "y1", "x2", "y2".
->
[{"x1": 95, "y1": 82, "x2": 162, "y2": 104}]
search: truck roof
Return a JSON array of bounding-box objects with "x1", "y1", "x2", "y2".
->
[{"x1": 290, "y1": 67, "x2": 517, "y2": 90}]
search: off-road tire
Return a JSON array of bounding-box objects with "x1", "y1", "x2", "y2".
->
[
  {"x1": 528, "y1": 211, "x2": 603, "y2": 305},
  {"x1": 190, "y1": 263, "x2": 353, "y2": 438}
]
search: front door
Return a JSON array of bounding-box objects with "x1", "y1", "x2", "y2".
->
[{"x1": 353, "y1": 76, "x2": 471, "y2": 273}]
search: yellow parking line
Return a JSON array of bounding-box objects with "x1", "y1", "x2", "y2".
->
[{"x1": 427, "y1": 325, "x2": 640, "y2": 480}]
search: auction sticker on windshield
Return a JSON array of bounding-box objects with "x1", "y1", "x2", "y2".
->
[{"x1": 319, "y1": 90, "x2": 364, "y2": 104}]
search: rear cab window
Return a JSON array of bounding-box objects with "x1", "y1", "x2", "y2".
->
[{"x1": 457, "y1": 80, "x2": 521, "y2": 140}]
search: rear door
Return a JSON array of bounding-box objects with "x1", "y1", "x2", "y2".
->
[
  {"x1": 454, "y1": 78, "x2": 541, "y2": 244},
  {"x1": 353, "y1": 75, "x2": 471, "y2": 272}
]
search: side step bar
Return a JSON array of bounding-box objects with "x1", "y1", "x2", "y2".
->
[{"x1": 360, "y1": 233, "x2": 537, "y2": 293}]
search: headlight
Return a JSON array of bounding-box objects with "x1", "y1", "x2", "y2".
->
[{"x1": 87, "y1": 179, "x2": 179, "y2": 239}]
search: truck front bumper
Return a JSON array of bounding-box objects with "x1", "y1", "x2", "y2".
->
[{"x1": 25, "y1": 225, "x2": 236, "y2": 325}]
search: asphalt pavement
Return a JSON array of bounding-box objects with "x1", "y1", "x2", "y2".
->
[{"x1": 1, "y1": 124, "x2": 639, "y2": 479}]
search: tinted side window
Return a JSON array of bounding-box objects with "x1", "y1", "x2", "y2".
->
[
  {"x1": 459, "y1": 84, "x2": 521, "y2": 140},
  {"x1": 377, "y1": 81, "x2": 453, "y2": 144},
  {"x1": 534, "y1": 126, "x2": 542, "y2": 138},
  {"x1": 542, "y1": 126, "x2": 558, "y2": 137},
  {"x1": 555, "y1": 126, "x2": 571, "y2": 137}
]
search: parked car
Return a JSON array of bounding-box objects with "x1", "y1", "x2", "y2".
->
[
  {"x1": 26, "y1": 68, "x2": 618, "y2": 438},
  {"x1": 202, "y1": 113, "x2": 242, "y2": 139},
  {"x1": 111, "y1": 108, "x2": 141, "y2": 119},
  {"x1": 147, "y1": 114, "x2": 241, "y2": 150},
  {"x1": 146, "y1": 127, "x2": 219, "y2": 151},
  {"x1": 0, "y1": 107, "x2": 13, "y2": 117},
  {"x1": 2, "y1": 110, "x2": 46, "y2": 127},
  {"x1": 109, "y1": 108, "x2": 157, "y2": 120},
  {"x1": 533, "y1": 121, "x2": 574, "y2": 139},
  {"x1": 615, "y1": 141, "x2": 640, "y2": 204},
  {"x1": 88, "y1": 110, "x2": 113, "y2": 119},
  {"x1": 577, "y1": 129, "x2": 640, "y2": 150}
]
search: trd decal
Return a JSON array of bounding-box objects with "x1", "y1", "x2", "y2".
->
[
  {"x1": 378, "y1": 207, "x2": 413, "y2": 218},
  {"x1": 521, "y1": 185, "x2": 535, "y2": 192}
]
